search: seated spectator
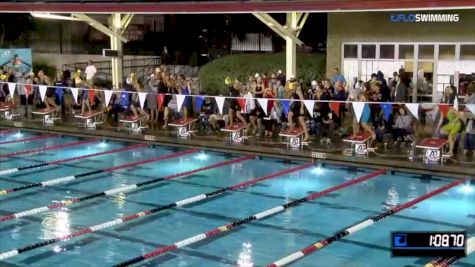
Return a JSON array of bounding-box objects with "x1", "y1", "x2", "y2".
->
[
  {"x1": 440, "y1": 107, "x2": 462, "y2": 155},
  {"x1": 391, "y1": 107, "x2": 413, "y2": 143}
]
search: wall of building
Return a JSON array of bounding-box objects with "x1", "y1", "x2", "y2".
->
[{"x1": 326, "y1": 10, "x2": 475, "y2": 75}]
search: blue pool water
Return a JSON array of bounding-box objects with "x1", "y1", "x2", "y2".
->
[{"x1": 0, "y1": 131, "x2": 473, "y2": 267}]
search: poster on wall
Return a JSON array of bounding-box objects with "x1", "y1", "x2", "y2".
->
[{"x1": 0, "y1": 49, "x2": 33, "y2": 74}]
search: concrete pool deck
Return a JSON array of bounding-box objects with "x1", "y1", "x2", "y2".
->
[{"x1": 0, "y1": 119, "x2": 474, "y2": 179}]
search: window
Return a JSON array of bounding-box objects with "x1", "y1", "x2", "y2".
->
[
  {"x1": 418, "y1": 45, "x2": 434, "y2": 60},
  {"x1": 343, "y1": 44, "x2": 358, "y2": 58},
  {"x1": 380, "y1": 45, "x2": 395, "y2": 59},
  {"x1": 362, "y1": 44, "x2": 376, "y2": 59},
  {"x1": 460, "y1": 45, "x2": 475, "y2": 60},
  {"x1": 438, "y1": 45, "x2": 455, "y2": 60},
  {"x1": 398, "y1": 45, "x2": 414, "y2": 59}
]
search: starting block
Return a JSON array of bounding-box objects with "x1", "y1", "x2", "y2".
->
[
  {"x1": 343, "y1": 132, "x2": 374, "y2": 156},
  {"x1": 119, "y1": 115, "x2": 149, "y2": 134},
  {"x1": 75, "y1": 111, "x2": 104, "y2": 129},
  {"x1": 416, "y1": 138, "x2": 449, "y2": 164},
  {"x1": 32, "y1": 107, "x2": 60, "y2": 125},
  {"x1": 221, "y1": 123, "x2": 247, "y2": 144},
  {"x1": 169, "y1": 118, "x2": 197, "y2": 138},
  {"x1": 279, "y1": 127, "x2": 307, "y2": 150},
  {"x1": 0, "y1": 103, "x2": 20, "y2": 121}
]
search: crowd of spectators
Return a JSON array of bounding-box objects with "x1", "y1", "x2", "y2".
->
[{"x1": 0, "y1": 61, "x2": 474, "y2": 156}]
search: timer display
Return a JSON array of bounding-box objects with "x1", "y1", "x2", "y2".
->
[{"x1": 391, "y1": 231, "x2": 466, "y2": 257}]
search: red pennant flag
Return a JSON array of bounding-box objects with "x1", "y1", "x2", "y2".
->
[
  {"x1": 330, "y1": 102, "x2": 341, "y2": 117},
  {"x1": 438, "y1": 103, "x2": 449, "y2": 117},
  {"x1": 24, "y1": 84, "x2": 31, "y2": 96},
  {"x1": 88, "y1": 89, "x2": 95, "y2": 104},
  {"x1": 157, "y1": 94, "x2": 164, "y2": 109},
  {"x1": 237, "y1": 98, "x2": 246, "y2": 113}
]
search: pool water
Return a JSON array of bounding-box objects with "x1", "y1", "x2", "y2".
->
[{"x1": 0, "y1": 131, "x2": 473, "y2": 267}]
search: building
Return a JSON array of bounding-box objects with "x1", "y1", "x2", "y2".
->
[{"x1": 327, "y1": 9, "x2": 475, "y2": 101}]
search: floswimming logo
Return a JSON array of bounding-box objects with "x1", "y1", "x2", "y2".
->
[{"x1": 390, "y1": 13, "x2": 459, "y2": 23}]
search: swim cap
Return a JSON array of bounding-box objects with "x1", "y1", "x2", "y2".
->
[{"x1": 225, "y1": 77, "x2": 232, "y2": 85}]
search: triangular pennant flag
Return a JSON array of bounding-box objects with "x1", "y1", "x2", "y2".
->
[
  {"x1": 157, "y1": 94, "x2": 164, "y2": 109},
  {"x1": 257, "y1": 98, "x2": 268, "y2": 116},
  {"x1": 352, "y1": 102, "x2": 365, "y2": 123},
  {"x1": 176, "y1": 94, "x2": 186, "y2": 112},
  {"x1": 237, "y1": 98, "x2": 246, "y2": 113},
  {"x1": 194, "y1": 96, "x2": 205, "y2": 113},
  {"x1": 215, "y1": 96, "x2": 225, "y2": 115},
  {"x1": 303, "y1": 100, "x2": 315, "y2": 118},
  {"x1": 281, "y1": 100, "x2": 290, "y2": 115},
  {"x1": 88, "y1": 89, "x2": 95, "y2": 104},
  {"x1": 138, "y1": 92, "x2": 147, "y2": 109},
  {"x1": 466, "y1": 104, "x2": 475, "y2": 115},
  {"x1": 39, "y1": 85, "x2": 47, "y2": 102},
  {"x1": 24, "y1": 84, "x2": 31, "y2": 96},
  {"x1": 330, "y1": 102, "x2": 340, "y2": 117},
  {"x1": 406, "y1": 103, "x2": 420, "y2": 120},
  {"x1": 104, "y1": 90, "x2": 113, "y2": 106},
  {"x1": 438, "y1": 103, "x2": 449, "y2": 117},
  {"x1": 8, "y1": 82, "x2": 16, "y2": 95},
  {"x1": 380, "y1": 103, "x2": 393, "y2": 122},
  {"x1": 454, "y1": 97, "x2": 459, "y2": 111},
  {"x1": 70, "y1": 87, "x2": 78, "y2": 104}
]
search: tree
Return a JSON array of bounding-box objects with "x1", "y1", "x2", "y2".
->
[{"x1": 0, "y1": 14, "x2": 35, "y2": 48}]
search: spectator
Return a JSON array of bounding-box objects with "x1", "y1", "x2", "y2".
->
[
  {"x1": 85, "y1": 60, "x2": 97, "y2": 86},
  {"x1": 393, "y1": 74, "x2": 408, "y2": 102},
  {"x1": 0, "y1": 73, "x2": 10, "y2": 104},
  {"x1": 392, "y1": 107, "x2": 413, "y2": 144},
  {"x1": 376, "y1": 71, "x2": 390, "y2": 102},
  {"x1": 330, "y1": 67, "x2": 346, "y2": 88}
]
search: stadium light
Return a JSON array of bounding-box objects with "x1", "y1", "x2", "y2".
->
[{"x1": 30, "y1": 12, "x2": 81, "y2": 21}]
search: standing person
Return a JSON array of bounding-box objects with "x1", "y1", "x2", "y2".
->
[
  {"x1": 85, "y1": 60, "x2": 97, "y2": 86},
  {"x1": 18, "y1": 72, "x2": 34, "y2": 117},
  {"x1": 393, "y1": 74, "x2": 408, "y2": 103},
  {"x1": 287, "y1": 79, "x2": 310, "y2": 142},
  {"x1": 226, "y1": 77, "x2": 247, "y2": 128},
  {"x1": 330, "y1": 67, "x2": 347, "y2": 88},
  {"x1": 147, "y1": 74, "x2": 159, "y2": 123},
  {"x1": 464, "y1": 82, "x2": 475, "y2": 155}
]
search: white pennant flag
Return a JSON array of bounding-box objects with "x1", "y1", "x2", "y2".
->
[
  {"x1": 466, "y1": 104, "x2": 475, "y2": 115},
  {"x1": 257, "y1": 98, "x2": 268, "y2": 116},
  {"x1": 454, "y1": 97, "x2": 459, "y2": 111},
  {"x1": 406, "y1": 103, "x2": 420, "y2": 120},
  {"x1": 70, "y1": 87, "x2": 79, "y2": 104},
  {"x1": 176, "y1": 94, "x2": 186, "y2": 112},
  {"x1": 8, "y1": 82, "x2": 16, "y2": 95},
  {"x1": 352, "y1": 102, "x2": 365, "y2": 123},
  {"x1": 104, "y1": 90, "x2": 113, "y2": 106},
  {"x1": 303, "y1": 100, "x2": 315, "y2": 118},
  {"x1": 215, "y1": 96, "x2": 225, "y2": 115},
  {"x1": 138, "y1": 92, "x2": 147, "y2": 109},
  {"x1": 39, "y1": 85, "x2": 47, "y2": 102}
]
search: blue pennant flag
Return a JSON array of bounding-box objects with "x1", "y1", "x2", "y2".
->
[
  {"x1": 194, "y1": 96, "x2": 205, "y2": 113},
  {"x1": 380, "y1": 103, "x2": 393, "y2": 122},
  {"x1": 281, "y1": 100, "x2": 290, "y2": 115}
]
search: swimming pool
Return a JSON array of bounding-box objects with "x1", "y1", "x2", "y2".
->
[{"x1": 0, "y1": 130, "x2": 473, "y2": 267}]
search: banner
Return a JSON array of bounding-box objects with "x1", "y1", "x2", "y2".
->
[
  {"x1": 352, "y1": 102, "x2": 365, "y2": 123},
  {"x1": 70, "y1": 87, "x2": 78, "y2": 104},
  {"x1": 176, "y1": 94, "x2": 186, "y2": 112},
  {"x1": 215, "y1": 96, "x2": 225, "y2": 115},
  {"x1": 406, "y1": 103, "x2": 419, "y2": 120},
  {"x1": 39, "y1": 85, "x2": 47, "y2": 102},
  {"x1": 7, "y1": 82, "x2": 16, "y2": 95},
  {"x1": 330, "y1": 102, "x2": 340, "y2": 117},
  {"x1": 466, "y1": 104, "x2": 475, "y2": 115},
  {"x1": 438, "y1": 103, "x2": 449, "y2": 117},
  {"x1": 104, "y1": 90, "x2": 113, "y2": 106},
  {"x1": 138, "y1": 92, "x2": 147, "y2": 109},
  {"x1": 281, "y1": 100, "x2": 290, "y2": 115},
  {"x1": 303, "y1": 100, "x2": 315, "y2": 117},
  {"x1": 157, "y1": 94, "x2": 164, "y2": 109},
  {"x1": 257, "y1": 98, "x2": 268, "y2": 116},
  {"x1": 0, "y1": 49, "x2": 32, "y2": 74},
  {"x1": 88, "y1": 89, "x2": 95, "y2": 104},
  {"x1": 194, "y1": 96, "x2": 205, "y2": 113}
]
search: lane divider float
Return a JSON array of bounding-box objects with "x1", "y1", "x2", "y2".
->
[
  {"x1": 0, "y1": 143, "x2": 148, "y2": 176},
  {"x1": 0, "y1": 139, "x2": 97, "y2": 159},
  {"x1": 112, "y1": 169, "x2": 386, "y2": 267},
  {"x1": 0, "y1": 129, "x2": 16, "y2": 136},
  {"x1": 267, "y1": 178, "x2": 466, "y2": 267},
  {"x1": 0, "y1": 155, "x2": 254, "y2": 222},
  {"x1": 0, "y1": 134, "x2": 57, "y2": 145},
  {"x1": 0, "y1": 148, "x2": 199, "y2": 196},
  {"x1": 0, "y1": 155, "x2": 255, "y2": 259},
  {"x1": 424, "y1": 236, "x2": 475, "y2": 267}
]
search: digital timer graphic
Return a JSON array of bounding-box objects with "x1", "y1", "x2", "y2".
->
[{"x1": 391, "y1": 232, "x2": 466, "y2": 257}]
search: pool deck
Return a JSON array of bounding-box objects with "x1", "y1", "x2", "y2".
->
[{"x1": 1, "y1": 119, "x2": 474, "y2": 179}]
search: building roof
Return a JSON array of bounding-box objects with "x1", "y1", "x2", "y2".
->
[{"x1": 0, "y1": 0, "x2": 474, "y2": 14}]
